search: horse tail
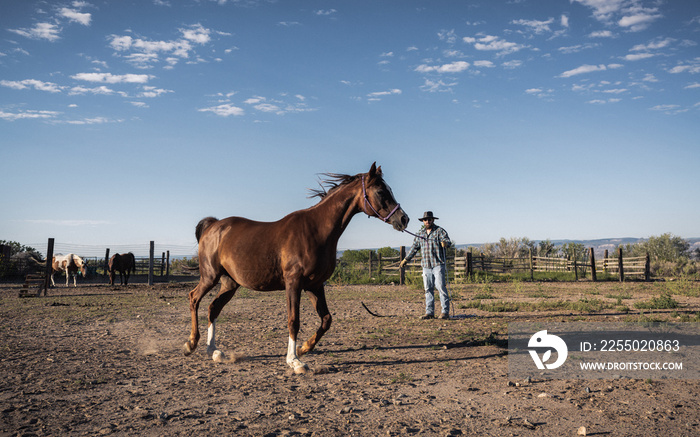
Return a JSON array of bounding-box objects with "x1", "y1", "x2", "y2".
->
[{"x1": 196, "y1": 217, "x2": 218, "y2": 242}]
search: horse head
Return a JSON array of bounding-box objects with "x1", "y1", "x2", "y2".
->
[
  {"x1": 73, "y1": 255, "x2": 88, "y2": 277},
  {"x1": 362, "y1": 162, "x2": 409, "y2": 232}
]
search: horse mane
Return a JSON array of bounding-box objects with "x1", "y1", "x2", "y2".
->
[{"x1": 308, "y1": 173, "x2": 360, "y2": 200}]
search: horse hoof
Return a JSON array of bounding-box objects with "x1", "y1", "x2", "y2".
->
[
  {"x1": 183, "y1": 342, "x2": 194, "y2": 356},
  {"x1": 294, "y1": 364, "x2": 308, "y2": 375},
  {"x1": 212, "y1": 350, "x2": 225, "y2": 363}
]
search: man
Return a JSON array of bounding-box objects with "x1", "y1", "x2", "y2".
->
[{"x1": 399, "y1": 211, "x2": 452, "y2": 319}]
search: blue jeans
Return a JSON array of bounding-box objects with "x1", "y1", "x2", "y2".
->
[{"x1": 422, "y1": 265, "x2": 450, "y2": 315}]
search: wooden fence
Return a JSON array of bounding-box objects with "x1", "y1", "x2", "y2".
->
[
  {"x1": 370, "y1": 246, "x2": 650, "y2": 284},
  {"x1": 1, "y1": 240, "x2": 177, "y2": 294}
]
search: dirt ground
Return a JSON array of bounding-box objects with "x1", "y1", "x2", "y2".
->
[{"x1": 1, "y1": 280, "x2": 699, "y2": 436}]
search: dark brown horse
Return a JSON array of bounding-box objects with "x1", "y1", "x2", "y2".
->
[
  {"x1": 184, "y1": 163, "x2": 409, "y2": 372},
  {"x1": 108, "y1": 252, "x2": 135, "y2": 286}
]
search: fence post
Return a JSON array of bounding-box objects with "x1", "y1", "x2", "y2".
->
[
  {"x1": 399, "y1": 246, "x2": 406, "y2": 286},
  {"x1": 368, "y1": 250, "x2": 373, "y2": 278},
  {"x1": 104, "y1": 248, "x2": 110, "y2": 277},
  {"x1": 618, "y1": 247, "x2": 624, "y2": 282},
  {"x1": 529, "y1": 248, "x2": 534, "y2": 280},
  {"x1": 160, "y1": 252, "x2": 165, "y2": 276},
  {"x1": 644, "y1": 252, "x2": 650, "y2": 282},
  {"x1": 43, "y1": 238, "x2": 54, "y2": 296},
  {"x1": 466, "y1": 251, "x2": 472, "y2": 278},
  {"x1": 603, "y1": 249, "x2": 609, "y2": 275},
  {"x1": 589, "y1": 247, "x2": 597, "y2": 282},
  {"x1": 166, "y1": 250, "x2": 170, "y2": 282},
  {"x1": 148, "y1": 241, "x2": 154, "y2": 286}
]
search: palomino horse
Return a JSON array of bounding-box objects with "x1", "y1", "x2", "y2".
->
[
  {"x1": 184, "y1": 163, "x2": 409, "y2": 372},
  {"x1": 51, "y1": 254, "x2": 88, "y2": 287},
  {"x1": 108, "y1": 252, "x2": 136, "y2": 285}
]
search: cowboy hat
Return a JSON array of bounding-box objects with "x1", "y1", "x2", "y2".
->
[{"x1": 419, "y1": 211, "x2": 438, "y2": 221}]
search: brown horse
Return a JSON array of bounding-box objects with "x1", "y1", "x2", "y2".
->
[
  {"x1": 108, "y1": 252, "x2": 135, "y2": 285},
  {"x1": 184, "y1": 163, "x2": 409, "y2": 372}
]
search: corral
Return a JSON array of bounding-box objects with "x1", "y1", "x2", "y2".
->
[{"x1": 1, "y1": 280, "x2": 699, "y2": 436}]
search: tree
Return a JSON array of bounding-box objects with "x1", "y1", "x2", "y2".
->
[
  {"x1": 559, "y1": 242, "x2": 585, "y2": 261},
  {"x1": 377, "y1": 247, "x2": 399, "y2": 258},
  {"x1": 625, "y1": 233, "x2": 689, "y2": 262},
  {"x1": 496, "y1": 237, "x2": 523, "y2": 258},
  {"x1": 339, "y1": 249, "x2": 374, "y2": 263},
  {"x1": 538, "y1": 239, "x2": 556, "y2": 257},
  {"x1": 0, "y1": 240, "x2": 39, "y2": 257}
]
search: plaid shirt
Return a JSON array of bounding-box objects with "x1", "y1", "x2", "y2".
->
[{"x1": 405, "y1": 225, "x2": 451, "y2": 268}]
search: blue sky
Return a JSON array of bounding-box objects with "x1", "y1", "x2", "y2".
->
[{"x1": 1, "y1": 0, "x2": 698, "y2": 256}]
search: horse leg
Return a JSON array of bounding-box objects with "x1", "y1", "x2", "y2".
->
[
  {"x1": 184, "y1": 274, "x2": 220, "y2": 356},
  {"x1": 298, "y1": 286, "x2": 332, "y2": 357},
  {"x1": 50, "y1": 272, "x2": 55, "y2": 287},
  {"x1": 206, "y1": 275, "x2": 239, "y2": 361},
  {"x1": 285, "y1": 281, "x2": 308, "y2": 373}
]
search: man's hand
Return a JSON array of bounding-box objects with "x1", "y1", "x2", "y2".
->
[
  {"x1": 441, "y1": 241, "x2": 447, "y2": 248},
  {"x1": 399, "y1": 259, "x2": 407, "y2": 268}
]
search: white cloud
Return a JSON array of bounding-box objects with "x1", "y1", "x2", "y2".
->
[
  {"x1": 71, "y1": 72, "x2": 152, "y2": 84},
  {"x1": 525, "y1": 88, "x2": 554, "y2": 99},
  {"x1": 138, "y1": 86, "x2": 172, "y2": 98},
  {"x1": 108, "y1": 24, "x2": 216, "y2": 68},
  {"x1": 419, "y1": 79, "x2": 457, "y2": 93},
  {"x1": 512, "y1": 18, "x2": 554, "y2": 34},
  {"x1": 572, "y1": 0, "x2": 661, "y2": 31},
  {"x1": 561, "y1": 15, "x2": 569, "y2": 28},
  {"x1": 0, "y1": 109, "x2": 59, "y2": 121},
  {"x1": 571, "y1": 0, "x2": 627, "y2": 22},
  {"x1": 650, "y1": 104, "x2": 687, "y2": 114},
  {"x1": 69, "y1": 85, "x2": 119, "y2": 95},
  {"x1": 624, "y1": 53, "x2": 656, "y2": 61},
  {"x1": 558, "y1": 43, "x2": 599, "y2": 54},
  {"x1": 415, "y1": 61, "x2": 470, "y2": 74},
  {"x1": 181, "y1": 24, "x2": 211, "y2": 44},
  {"x1": 558, "y1": 63, "x2": 622, "y2": 78},
  {"x1": 60, "y1": 7, "x2": 92, "y2": 26},
  {"x1": 254, "y1": 103, "x2": 281, "y2": 113},
  {"x1": 502, "y1": 60, "x2": 523, "y2": 69},
  {"x1": 630, "y1": 37, "x2": 674, "y2": 52},
  {"x1": 589, "y1": 30, "x2": 615, "y2": 38},
  {"x1": 625, "y1": 53, "x2": 655, "y2": 61},
  {"x1": 463, "y1": 34, "x2": 524, "y2": 56},
  {"x1": 668, "y1": 59, "x2": 700, "y2": 74},
  {"x1": 367, "y1": 89, "x2": 402, "y2": 99},
  {"x1": 9, "y1": 22, "x2": 61, "y2": 41},
  {"x1": 63, "y1": 117, "x2": 116, "y2": 125},
  {"x1": 198, "y1": 103, "x2": 245, "y2": 117},
  {"x1": 618, "y1": 10, "x2": 662, "y2": 31},
  {"x1": 1, "y1": 79, "x2": 63, "y2": 93}
]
